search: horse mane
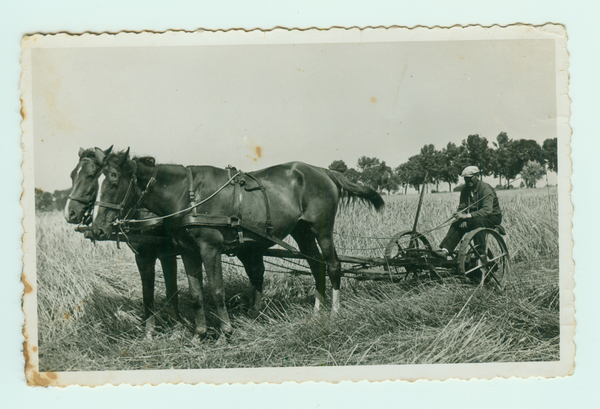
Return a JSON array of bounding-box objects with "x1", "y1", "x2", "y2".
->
[
  {"x1": 105, "y1": 150, "x2": 156, "y2": 166},
  {"x1": 80, "y1": 148, "x2": 100, "y2": 164},
  {"x1": 134, "y1": 156, "x2": 156, "y2": 167}
]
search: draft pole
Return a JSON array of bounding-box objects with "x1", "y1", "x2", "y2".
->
[{"x1": 410, "y1": 172, "x2": 428, "y2": 247}]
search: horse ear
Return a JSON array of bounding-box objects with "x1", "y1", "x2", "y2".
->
[
  {"x1": 104, "y1": 145, "x2": 113, "y2": 156},
  {"x1": 78, "y1": 147, "x2": 85, "y2": 158},
  {"x1": 94, "y1": 147, "x2": 105, "y2": 163},
  {"x1": 117, "y1": 147, "x2": 130, "y2": 166}
]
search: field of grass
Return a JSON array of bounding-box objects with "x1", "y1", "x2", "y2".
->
[{"x1": 35, "y1": 187, "x2": 559, "y2": 372}]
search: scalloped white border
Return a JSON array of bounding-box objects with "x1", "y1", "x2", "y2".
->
[{"x1": 20, "y1": 24, "x2": 573, "y2": 387}]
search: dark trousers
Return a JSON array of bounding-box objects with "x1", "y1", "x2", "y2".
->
[{"x1": 439, "y1": 214, "x2": 502, "y2": 253}]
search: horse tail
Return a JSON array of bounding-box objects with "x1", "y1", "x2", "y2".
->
[{"x1": 324, "y1": 169, "x2": 385, "y2": 212}]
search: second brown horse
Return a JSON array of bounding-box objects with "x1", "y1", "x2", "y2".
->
[{"x1": 92, "y1": 149, "x2": 384, "y2": 337}]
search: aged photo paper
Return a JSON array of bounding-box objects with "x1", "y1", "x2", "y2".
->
[{"x1": 20, "y1": 24, "x2": 573, "y2": 386}]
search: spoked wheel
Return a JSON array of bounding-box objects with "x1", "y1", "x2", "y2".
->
[
  {"x1": 457, "y1": 228, "x2": 510, "y2": 289},
  {"x1": 384, "y1": 230, "x2": 433, "y2": 279}
]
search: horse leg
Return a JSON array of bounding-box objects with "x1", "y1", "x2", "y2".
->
[
  {"x1": 237, "y1": 247, "x2": 265, "y2": 317},
  {"x1": 181, "y1": 254, "x2": 207, "y2": 338},
  {"x1": 158, "y1": 255, "x2": 181, "y2": 323},
  {"x1": 135, "y1": 251, "x2": 157, "y2": 338},
  {"x1": 315, "y1": 230, "x2": 342, "y2": 313},
  {"x1": 201, "y1": 242, "x2": 232, "y2": 335},
  {"x1": 291, "y1": 224, "x2": 327, "y2": 312}
]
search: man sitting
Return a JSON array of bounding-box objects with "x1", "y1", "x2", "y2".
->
[{"x1": 434, "y1": 166, "x2": 502, "y2": 258}]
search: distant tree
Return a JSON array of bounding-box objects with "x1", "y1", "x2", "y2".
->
[
  {"x1": 403, "y1": 155, "x2": 427, "y2": 192},
  {"x1": 357, "y1": 156, "x2": 381, "y2": 190},
  {"x1": 328, "y1": 160, "x2": 349, "y2": 174},
  {"x1": 380, "y1": 169, "x2": 400, "y2": 195},
  {"x1": 356, "y1": 156, "x2": 380, "y2": 172},
  {"x1": 490, "y1": 132, "x2": 520, "y2": 188},
  {"x1": 395, "y1": 162, "x2": 410, "y2": 194},
  {"x1": 542, "y1": 138, "x2": 558, "y2": 173},
  {"x1": 344, "y1": 168, "x2": 360, "y2": 183},
  {"x1": 521, "y1": 160, "x2": 546, "y2": 188},
  {"x1": 52, "y1": 189, "x2": 71, "y2": 211},
  {"x1": 35, "y1": 188, "x2": 54, "y2": 212},
  {"x1": 489, "y1": 133, "x2": 543, "y2": 188},
  {"x1": 515, "y1": 139, "x2": 544, "y2": 169},
  {"x1": 440, "y1": 142, "x2": 462, "y2": 192},
  {"x1": 418, "y1": 144, "x2": 444, "y2": 192},
  {"x1": 461, "y1": 134, "x2": 492, "y2": 176},
  {"x1": 395, "y1": 155, "x2": 431, "y2": 194},
  {"x1": 356, "y1": 156, "x2": 395, "y2": 192}
]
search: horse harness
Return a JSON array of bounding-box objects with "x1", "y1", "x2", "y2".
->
[
  {"x1": 179, "y1": 166, "x2": 298, "y2": 256},
  {"x1": 68, "y1": 158, "x2": 99, "y2": 207},
  {"x1": 68, "y1": 158, "x2": 105, "y2": 225},
  {"x1": 107, "y1": 163, "x2": 299, "y2": 256},
  {"x1": 94, "y1": 161, "x2": 159, "y2": 220}
]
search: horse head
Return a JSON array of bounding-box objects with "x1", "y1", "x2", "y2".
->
[
  {"x1": 65, "y1": 145, "x2": 112, "y2": 224},
  {"x1": 91, "y1": 148, "x2": 141, "y2": 240}
]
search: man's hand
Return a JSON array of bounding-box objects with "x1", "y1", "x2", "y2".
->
[{"x1": 455, "y1": 212, "x2": 470, "y2": 229}]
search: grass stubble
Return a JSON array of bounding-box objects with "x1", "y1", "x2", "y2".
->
[{"x1": 35, "y1": 188, "x2": 560, "y2": 372}]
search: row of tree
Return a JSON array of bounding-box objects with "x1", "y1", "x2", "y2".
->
[
  {"x1": 36, "y1": 133, "x2": 557, "y2": 211},
  {"x1": 329, "y1": 133, "x2": 558, "y2": 194},
  {"x1": 35, "y1": 188, "x2": 70, "y2": 212}
]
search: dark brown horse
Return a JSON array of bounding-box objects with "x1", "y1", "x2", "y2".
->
[
  {"x1": 65, "y1": 147, "x2": 183, "y2": 337},
  {"x1": 92, "y1": 149, "x2": 384, "y2": 337}
]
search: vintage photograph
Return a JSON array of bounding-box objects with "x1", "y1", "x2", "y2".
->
[{"x1": 20, "y1": 25, "x2": 573, "y2": 386}]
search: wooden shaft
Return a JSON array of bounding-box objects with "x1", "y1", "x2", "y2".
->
[{"x1": 412, "y1": 172, "x2": 428, "y2": 233}]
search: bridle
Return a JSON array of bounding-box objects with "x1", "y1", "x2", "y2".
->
[
  {"x1": 68, "y1": 158, "x2": 102, "y2": 222},
  {"x1": 94, "y1": 160, "x2": 159, "y2": 224}
]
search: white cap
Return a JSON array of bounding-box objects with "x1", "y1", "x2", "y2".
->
[{"x1": 461, "y1": 166, "x2": 480, "y2": 177}]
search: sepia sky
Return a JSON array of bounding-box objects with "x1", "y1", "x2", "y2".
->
[{"x1": 32, "y1": 39, "x2": 557, "y2": 191}]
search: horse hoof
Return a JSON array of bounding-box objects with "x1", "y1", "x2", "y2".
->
[
  {"x1": 171, "y1": 321, "x2": 184, "y2": 330},
  {"x1": 168, "y1": 325, "x2": 186, "y2": 341},
  {"x1": 248, "y1": 309, "x2": 260, "y2": 319},
  {"x1": 194, "y1": 329, "x2": 208, "y2": 339},
  {"x1": 215, "y1": 334, "x2": 229, "y2": 346},
  {"x1": 169, "y1": 316, "x2": 183, "y2": 326},
  {"x1": 191, "y1": 332, "x2": 207, "y2": 344}
]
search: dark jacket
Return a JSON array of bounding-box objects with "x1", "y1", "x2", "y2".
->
[{"x1": 458, "y1": 180, "x2": 501, "y2": 219}]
